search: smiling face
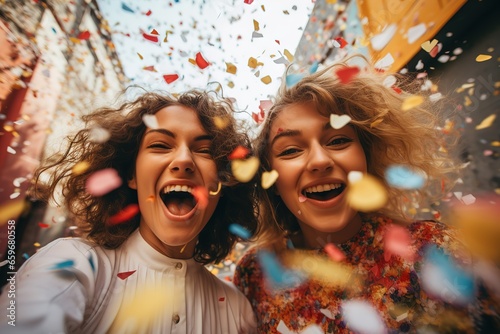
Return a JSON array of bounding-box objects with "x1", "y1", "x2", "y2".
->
[
  {"x1": 128, "y1": 105, "x2": 221, "y2": 258},
  {"x1": 269, "y1": 102, "x2": 368, "y2": 247}
]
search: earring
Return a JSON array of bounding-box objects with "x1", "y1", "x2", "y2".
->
[{"x1": 209, "y1": 181, "x2": 222, "y2": 196}]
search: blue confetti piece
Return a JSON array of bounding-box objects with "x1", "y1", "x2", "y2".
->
[
  {"x1": 286, "y1": 239, "x2": 295, "y2": 249},
  {"x1": 257, "y1": 250, "x2": 306, "y2": 289},
  {"x1": 50, "y1": 259, "x2": 75, "y2": 270},
  {"x1": 385, "y1": 164, "x2": 425, "y2": 190},
  {"x1": 286, "y1": 74, "x2": 304, "y2": 87},
  {"x1": 51, "y1": 27, "x2": 57, "y2": 34},
  {"x1": 228, "y1": 223, "x2": 251, "y2": 239},
  {"x1": 121, "y1": 2, "x2": 135, "y2": 13},
  {"x1": 22, "y1": 253, "x2": 30, "y2": 260},
  {"x1": 88, "y1": 255, "x2": 95, "y2": 273},
  {"x1": 309, "y1": 61, "x2": 319, "y2": 74}
]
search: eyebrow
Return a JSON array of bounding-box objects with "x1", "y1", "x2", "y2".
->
[
  {"x1": 144, "y1": 129, "x2": 213, "y2": 141},
  {"x1": 271, "y1": 122, "x2": 331, "y2": 147}
]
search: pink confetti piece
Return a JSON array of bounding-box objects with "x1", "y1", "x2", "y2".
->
[
  {"x1": 384, "y1": 224, "x2": 415, "y2": 261},
  {"x1": 324, "y1": 243, "x2": 346, "y2": 261},
  {"x1": 299, "y1": 195, "x2": 307, "y2": 203},
  {"x1": 86, "y1": 168, "x2": 122, "y2": 196}
]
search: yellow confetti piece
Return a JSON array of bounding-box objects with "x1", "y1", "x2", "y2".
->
[
  {"x1": 231, "y1": 157, "x2": 259, "y2": 183},
  {"x1": 34, "y1": 242, "x2": 40, "y2": 247},
  {"x1": 401, "y1": 95, "x2": 424, "y2": 111},
  {"x1": 188, "y1": 58, "x2": 196, "y2": 65},
  {"x1": 72, "y1": 161, "x2": 90, "y2": 175},
  {"x1": 0, "y1": 199, "x2": 26, "y2": 225},
  {"x1": 491, "y1": 141, "x2": 500, "y2": 147},
  {"x1": 476, "y1": 54, "x2": 492, "y2": 62},
  {"x1": 464, "y1": 96, "x2": 472, "y2": 106},
  {"x1": 69, "y1": 37, "x2": 81, "y2": 44},
  {"x1": 213, "y1": 116, "x2": 229, "y2": 129},
  {"x1": 3, "y1": 124, "x2": 14, "y2": 132},
  {"x1": 225, "y1": 62, "x2": 237, "y2": 74},
  {"x1": 137, "y1": 53, "x2": 143, "y2": 60},
  {"x1": 475, "y1": 114, "x2": 496, "y2": 130},
  {"x1": 109, "y1": 285, "x2": 171, "y2": 333},
  {"x1": 420, "y1": 39, "x2": 438, "y2": 52},
  {"x1": 283, "y1": 251, "x2": 353, "y2": 287},
  {"x1": 261, "y1": 170, "x2": 279, "y2": 189},
  {"x1": 370, "y1": 118, "x2": 384, "y2": 128},
  {"x1": 284, "y1": 49, "x2": 294, "y2": 62},
  {"x1": 261, "y1": 75, "x2": 272, "y2": 84},
  {"x1": 253, "y1": 19, "x2": 260, "y2": 31},
  {"x1": 347, "y1": 173, "x2": 388, "y2": 211},
  {"x1": 248, "y1": 57, "x2": 261, "y2": 69},
  {"x1": 227, "y1": 81, "x2": 235, "y2": 88}
]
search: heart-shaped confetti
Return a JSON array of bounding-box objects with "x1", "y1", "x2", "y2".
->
[
  {"x1": 231, "y1": 157, "x2": 259, "y2": 183},
  {"x1": 330, "y1": 114, "x2": 352, "y2": 129},
  {"x1": 142, "y1": 114, "x2": 159, "y2": 129},
  {"x1": 261, "y1": 170, "x2": 279, "y2": 189},
  {"x1": 421, "y1": 39, "x2": 438, "y2": 52},
  {"x1": 335, "y1": 66, "x2": 360, "y2": 84}
]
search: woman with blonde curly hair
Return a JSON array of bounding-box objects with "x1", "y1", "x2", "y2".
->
[
  {"x1": 234, "y1": 55, "x2": 495, "y2": 333},
  {"x1": 0, "y1": 89, "x2": 258, "y2": 333}
]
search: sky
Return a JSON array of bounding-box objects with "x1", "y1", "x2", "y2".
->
[{"x1": 97, "y1": 0, "x2": 314, "y2": 123}]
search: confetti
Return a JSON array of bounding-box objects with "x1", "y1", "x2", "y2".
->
[
  {"x1": 163, "y1": 74, "x2": 179, "y2": 84},
  {"x1": 77, "y1": 30, "x2": 91, "y2": 40},
  {"x1": 382, "y1": 75, "x2": 397, "y2": 88},
  {"x1": 38, "y1": 222, "x2": 50, "y2": 228},
  {"x1": 72, "y1": 161, "x2": 90, "y2": 175},
  {"x1": 195, "y1": 52, "x2": 210, "y2": 69},
  {"x1": 284, "y1": 49, "x2": 294, "y2": 62},
  {"x1": 88, "y1": 126, "x2": 110, "y2": 143},
  {"x1": 324, "y1": 243, "x2": 345, "y2": 261},
  {"x1": 401, "y1": 95, "x2": 424, "y2": 111},
  {"x1": 407, "y1": 23, "x2": 426, "y2": 44},
  {"x1": 121, "y1": 2, "x2": 135, "y2": 13},
  {"x1": 142, "y1": 114, "x2": 159, "y2": 129},
  {"x1": 244, "y1": 0, "x2": 254, "y2": 4},
  {"x1": 108, "y1": 204, "x2": 140, "y2": 225},
  {"x1": 385, "y1": 164, "x2": 425, "y2": 189},
  {"x1": 261, "y1": 170, "x2": 279, "y2": 189},
  {"x1": 257, "y1": 250, "x2": 305, "y2": 289},
  {"x1": 298, "y1": 194, "x2": 307, "y2": 203},
  {"x1": 142, "y1": 33, "x2": 159, "y2": 43},
  {"x1": 334, "y1": 37, "x2": 348, "y2": 48},
  {"x1": 192, "y1": 186, "x2": 209, "y2": 209},
  {"x1": 346, "y1": 173, "x2": 387, "y2": 211},
  {"x1": 225, "y1": 62, "x2": 237, "y2": 74},
  {"x1": 277, "y1": 320, "x2": 323, "y2": 334},
  {"x1": 421, "y1": 39, "x2": 438, "y2": 52},
  {"x1": 0, "y1": 199, "x2": 25, "y2": 224},
  {"x1": 475, "y1": 114, "x2": 496, "y2": 130},
  {"x1": 228, "y1": 146, "x2": 250, "y2": 160},
  {"x1": 228, "y1": 223, "x2": 252, "y2": 239},
  {"x1": 253, "y1": 19, "x2": 260, "y2": 31},
  {"x1": 213, "y1": 116, "x2": 229, "y2": 129},
  {"x1": 86, "y1": 168, "x2": 122, "y2": 196},
  {"x1": 341, "y1": 300, "x2": 386, "y2": 334},
  {"x1": 476, "y1": 54, "x2": 492, "y2": 62},
  {"x1": 335, "y1": 66, "x2": 360, "y2": 84},
  {"x1": 384, "y1": 224, "x2": 415, "y2": 261},
  {"x1": 231, "y1": 157, "x2": 259, "y2": 183},
  {"x1": 50, "y1": 260, "x2": 75, "y2": 270},
  {"x1": 370, "y1": 24, "x2": 396, "y2": 51},
  {"x1": 117, "y1": 270, "x2": 136, "y2": 280},
  {"x1": 330, "y1": 114, "x2": 351, "y2": 129},
  {"x1": 286, "y1": 73, "x2": 304, "y2": 87},
  {"x1": 374, "y1": 53, "x2": 394, "y2": 69},
  {"x1": 261, "y1": 75, "x2": 272, "y2": 84}
]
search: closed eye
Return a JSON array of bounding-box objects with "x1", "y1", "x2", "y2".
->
[{"x1": 147, "y1": 143, "x2": 171, "y2": 149}]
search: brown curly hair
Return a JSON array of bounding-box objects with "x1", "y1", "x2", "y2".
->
[
  {"x1": 254, "y1": 54, "x2": 463, "y2": 246},
  {"x1": 33, "y1": 89, "x2": 258, "y2": 264}
]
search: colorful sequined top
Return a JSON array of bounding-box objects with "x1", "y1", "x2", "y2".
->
[{"x1": 234, "y1": 214, "x2": 495, "y2": 333}]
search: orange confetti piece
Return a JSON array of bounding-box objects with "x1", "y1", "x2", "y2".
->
[
  {"x1": 261, "y1": 75, "x2": 272, "y2": 84},
  {"x1": 195, "y1": 52, "x2": 210, "y2": 69},
  {"x1": 163, "y1": 74, "x2": 179, "y2": 84},
  {"x1": 476, "y1": 54, "x2": 492, "y2": 62},
  {"x1": 108, "y1": 204, "x2": 140, "y2": 225},
  {"x1": 0, "y1": 200, "x2": 25, "y2": 224},
  {"x1": 229, "y1": 146, "x2": 250, "y2": 160},
  {"x1": 192, "y1": 186, "x2": 209, "y2": 209},
  {"x1": 225, "y1": 62, "x2": 237, "y2": 74},
  {"x1": 401, "y1": 95, "x2": 424, "y2": 111},
  {"x1": 143, "y1": 65, "x2": 157, "y2": 72},
  {"x1": 213, "y1": 116, "x2": 229, "y2": 129},
  {"x1": 146, "y1": 195, "x2": 155, "y2": 202},
  {"x1": 253, "y1": 19, "x2": 260, "y2": 31},
  {"x1": 137, "y1": 53, "x2": 143, "y2": 60},
  {"x1": 150, "y1": 29, "x2": 159, "y2": 35}
]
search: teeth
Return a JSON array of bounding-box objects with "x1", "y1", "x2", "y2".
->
[
  {"x1": 162, "y1": 185, "x2": 193, "y2": 194},
  {"x1": 305, "y1": 183, "x2": 342, "y2": 193}
]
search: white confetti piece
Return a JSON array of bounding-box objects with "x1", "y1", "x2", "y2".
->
[
  {"x1": 370, "y1": 24, "x2": 396, "y2": 51},
  {"x1": 330, "y1": 114, "x2": 352, "y2": 129},
  {"x1": 7, "y1": 146, "x2": 16, "y2": 154},
  {"x1": 374, "y1": 53, "x2": 394, "y2": 70},
  {"x1": 142, "y1": 114, "x2": 159, "y2": 129},
  {"x1": 341, "y1": 300, "x2": 386, "y2": 334},
  {"x1": 88, "y1": 126, "x2": 110, "y2": 143},
  {"x1": 407, "y1": 23, "x2": 426, "y2": 44}
]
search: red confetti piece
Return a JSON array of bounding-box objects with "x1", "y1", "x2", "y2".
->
[
  {"x1": 252, "y1": 112, "x2": 264, "y2": 124},
  {"x1": 86, "y1": 168, "x2": 122, "y2": 196},
  {"x1": 195, "y1": 52, "x2": 210, "y2": 69},
  {"x1": 392, "y1": 86, "x2": 402, "y2": 94},
  {"x1": 324, "y1": 243, "x2": 346, "y2": 261},
  {"x1": 108, "y1": 204, "x2": 140, "y2": 225},
  {"x1": 150, "y1": 28, "x2": 159, "y2": 35},
  {"x1": 192, "y1": 186, "x2": 209, "y2": 210},
  {"x1": 429, "y1": 45, "x2": 439, "y2": 58},
  {"x1": 144, "y1": 9, "x2": 152, "y2": 16},
  {"x1": 244, "y1": 0, "x2": 254, "y2": 4},
  {"x1": 117, "y1": 270, "x2": 136, "y2": 280},
  {"x1": 384, "y1": 224, "x2": 415, "y2": 261},
  {"x1": 335, "y1": 66, "x2": 360, "y2": 84},
  {"x1": 143, "y1": 65, "x2": 157, "y2": 72},
  {"x1": 218, "y1": 297, "x2": 225, "y2": 302},
  {"x1": 275, "y1": 40, "x2": 280, "y2": 45},
  {"x1": 163, "y1": 74, "x2": 179, "y2": 84},
  {"x1": 78, "y1": 31, "x2": 91, "y2": 40},
  {"x1": 38, "y1": 222, "x2": 49, "y2": 228},
  {"x1": 228, "y1": 146, "x2": 249, "y2": 160},
  {"x1": 143, "y1": 33, "x2": 159, "y2": 43},
  {"x1": 334, "y1": 37, "x2": 348, "y2": 48}
]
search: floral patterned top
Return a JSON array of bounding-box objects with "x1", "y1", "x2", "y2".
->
[{"x1": 234, "y1": 215, "x2": 496, "y2": 333}]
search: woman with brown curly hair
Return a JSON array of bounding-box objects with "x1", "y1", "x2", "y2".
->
[
  {"x1": 0, "y1": 89, "x2": 258, "y2": 333},
  {"x1": 234, "y1": 55, "x2": 497, "y2": 333}
]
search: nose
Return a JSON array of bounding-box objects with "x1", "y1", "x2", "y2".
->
[
  {"x1": 307, "y1": 142, "x2": 334, "y2": 173},
  {"x1": 170, "y1": 146, "x2": 195, "y2": 174}
]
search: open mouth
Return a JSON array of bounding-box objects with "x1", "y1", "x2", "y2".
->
[
  {"x1": 302, "y1": 183, "x2": 345, "y2": 201},
  {"x1": 160, "y1": 185, "x2": 197, "y2": 216}
]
